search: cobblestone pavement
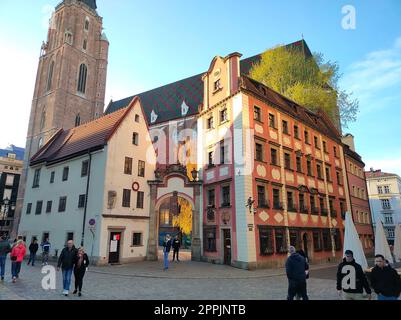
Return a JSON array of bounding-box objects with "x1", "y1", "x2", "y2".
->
[{"x1": 0, "y1": 250, "x2": 379, "y2": 300}]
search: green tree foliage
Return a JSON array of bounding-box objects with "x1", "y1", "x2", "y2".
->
[{"x1": 249, "y1": 46, "x2": 358, "y2": 129}]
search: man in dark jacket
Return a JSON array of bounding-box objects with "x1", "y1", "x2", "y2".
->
[
  {"x1": 57, "y1": 240, "x2": 78, "y2": 296},
  {"x1": 172, "y1": 235, "x2": 181, "y2": 262},
  {"x1": 336, "y1": 249, "x2": 372, "y2": 300},
  {"x1": 286, "y1": 246, "x2": 309, "y2": 300},
  {"x1": 27, "y1": 238, "x2": 39, "y2": 266},
  {"x1": 0, "y1": 235, "x2": 11, "y2": 281},
  {"x1": 370, "y1": 254, "x2": 401, "y2": 300},
  {"x1": 163, "y1": 235, "x2": 172, "y2": 270}
]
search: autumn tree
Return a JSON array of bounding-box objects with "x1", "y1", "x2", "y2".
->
[
  {"x1": 172, "y1": 197, "x2": 192, "y2": 236},
  {"x1": 249, "y1": 46, "x2": 358, "y2": 129}
]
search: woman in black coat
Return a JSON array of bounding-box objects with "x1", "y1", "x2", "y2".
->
[{"x1": 73, "y1": 247, "x2": 89, "y2": 297}]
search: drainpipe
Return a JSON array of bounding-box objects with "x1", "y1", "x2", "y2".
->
[{"x1": 81, "y1": 151, "x2": 92, "y2": 247}]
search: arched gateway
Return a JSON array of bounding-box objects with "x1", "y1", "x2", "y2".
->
[{"x1": 147, "y1": 164, "x2": 202, "y2": 261}]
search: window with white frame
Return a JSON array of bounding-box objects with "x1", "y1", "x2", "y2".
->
[
  {"x1": 384, "y1": 185, "x2": 390, "y2": 193},
  {"x1": 381, "y1": 199, "x2": 391, "y2": 210}
]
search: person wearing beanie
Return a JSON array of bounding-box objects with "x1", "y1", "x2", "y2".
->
[
  {"x1": 336, "y1": 249, "x2": 372, "y2": 300},
  {"x1": 285, "y1": 245, "x2": 309, "y2": 300}
]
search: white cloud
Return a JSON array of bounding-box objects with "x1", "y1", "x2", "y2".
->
[
  {"x1": 364, "y1": 156, "x2": 401, "y2": 177},
  {"x1": 341, "y1": 37, "x2": 401, "y2": 116}
]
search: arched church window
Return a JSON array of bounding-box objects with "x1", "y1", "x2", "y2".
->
[
  {"x1": 64, "y1": 31, "x2": 73, "y2": 45},
  {"x1": 40, "y1": 108, "x2": 46, "y2": 130},
  {"x1": 75, "y1": 114, "x2": 81, "y2": 127},
  {"x1": 46, "y1": 61, "x2": 54, "y2": 91},
  {"x1": 38, "y1": 137, "x2": 43, "y2": 149},
  {"x1": 84, "y1": 18, "x2": 90, "y2": 31},
  {"x1": 77, "y1": 64, "x2": 87, "y2": 94}
]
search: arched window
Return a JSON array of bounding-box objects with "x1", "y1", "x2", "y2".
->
[
  {"x1": 84, "y1": 18, "x2": 90, "y2": 31},
  {"x1": 75, "y1": 114, "x2": 81, "y2": 127},
  {"x1": 77, "y1": 63, "x2": 87, "y2": 94},
  {"x1": 38, "y1": 137, "x2": 43, "y2": 149},
  {"x1": 46, "y1": 61, "x2": 54, "y2": 91},
  {"x1": 40, "y1": 108, "x2": 46, "y2": 130}
]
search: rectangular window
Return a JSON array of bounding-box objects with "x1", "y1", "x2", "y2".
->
[
  {"x1": 296, "y1": 156, "x2": 302, "y2": 172},
  {"x1": 282, "y1": 120, "x2": 289, "y2": 134},
  {"x1": 336, "y1": 171, "x2": 341, "y2": 185},
  {"x1": 214, "y1": 79, "x2": 221, "y2": 91},
  {"x1": 284, "y1": 153, "x2": 291, "y2": 170},
  {"x1": 381, "y1": 199, "x2": 391, "y2": 210},
  {"x1": 35, "y1": 201, "x2": 43, "y2": 215},
  {"x1": 311, "y1": 195, "x2": 318, "y2": 214},
  {"x1": 299, "y1": 194, "x2": 307, "y2": 212},
  {"x1": 204, "y1": 227, "x2": 216, "y2": 252},
  {"x1": 50, "y1": 171, "x2": 55, "y2": 183},
  {"x1": 268, "y1": 113, "x2": 275, "y2": 128},
  {"x1": 32, "y1": 168, "x2": 41, "y2": 188},
  {"x1": 135, "y1": 114, "x2": 140, "y2": 122},
  {"x1": 307, "y1": 160, "x2": 312, "y2": 176},
  {"x1": 340, "y1": 202, "x2": 346, "y2": 218},
  {"x1": 257, "y1": 185, "x2": 268, "y2": 208},
  {"x1": 220, "y1": 107, "x2": 228, "y2": 123},
  {"x1": 290, "y1": 230, "x2": 300, "y2": 248},
  {"x1": 333, "y1": 146, "x2": 338, "y2": 157},
  {"x1": 221, "y1": 186, "x2": 231, "y2": 207},
  {"x1": 132, "y1": 132, "x2": 139, "y2": 145},
  {"x1": 255, "y1": 143, "x2": 263, "y2": 162},
  {"x1": 325, "y1": 167, "x2": 331, "y2": 181},
  {"x1": 314, "y1": 136, "x2": 319, "y2": 149},
  {"x1": 207, "y1": 116, "x2": 214, "y2": 129},
  {"x1": 58, "y1": 196, "x2": 67, "y2": 212},
  {"x1": 66, "y1": 232, "x2": 74, "y2": 242},
  {"x1": 124, "y1": 157, "x2": 133, "y2": 175},
  {"x1": 313, "y1": 231, "x2": 322, "y2": 251},
  {"x1": 259, "y1": 227, "x2": 274, "y2": 255},
  {"x1": 208, "y1": 151, "x2": 214, "y2": 167},
  {"x1": 317, "y1": 163, "x2": 322, "y2": 179},
  {"x1": 78, "y1": 194, "x2": 86, "y2": 208},
  {"x1": 273, "y1": 188, "x2": 281, "y2": 209},
  {"x1": 62, "y1": 167, "x2": 69, "y2": 181},
  {"x1": 334, "y1": 229, "x2": 342, "y2": 251},
  {"x1": 275, "y1": 229, "x2": 287, "y2": 253},
  {"x1": 26, "y1": 203, "x2": 32, "y2": 214},
  {"x1": 270, "y1": 148, "x2": 278, "y2": 165},
  {"x1": 132, "y1": 233, "x2": 142, "y2": 246},
  {"x1": 138, "y1": 160, "x2": 145, "y2": 177},
  {"x1": 220, "y1": 142, "x2": 228, "y2": 164},
  {"x1": 254, "y1": 106, "x2": 261, "y2": 121},
  {"x1": 46, "y1": 201, "x2": 52, "y2": 213},
  {"x1": 81, "y1": 160, "x2": 89, "y2": 177},
  {"x1": 319, "y1": 197, "x2": 326, "y2": 216},
  {"x1": 136, "y1": 191, "x2": 144, "y2": 209},
  {"x1": 294, "y1": 125, "x2": 299, "y2": 139},
  {"x1": 122, "y1": 189, "x2": 131, "y2": 208},
  {"x1": 160, "y1": 209, "x2": 170, "y2": 225},
  {"x1": 287, "y1": 191, "x2": 295, "y2": 211},
  {"x1": 207, "y1": 189, "x2": 215, "y2": 207},
  {"x1": 378, "y1": 186, "x2": 383, "y2": 194},
  {"x1": 384, "y1": 186, "x2": 390, "y2": 193},
  {"x1": 304, "y1": 130, "x2": 309, "y2": 144},
  {"x1": 322, "y1": 229, "x2": 332, "y2": 251},
  {"x1": 323, "y1": 141, "x2": 327, "y2": 153}
]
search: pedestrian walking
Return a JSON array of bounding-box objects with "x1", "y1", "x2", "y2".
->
[
  {"x1": 370, "y1": 254, "x2": 401, "y2": 300},
  {"x1": 336, "y1": 250, "x2": 371, "y2": 300},
  {"x1": 172, "y1": 234, "x2": 181, "y2": 262},
  {"x1": 163, "y1": 234, "x2": 172, "y2": 270},
  {"x1": 295, "y1": 249, "x2": 309, "y2": 300},
  {"x1": 57, "y1": 240, "x2": 78, "y2": 296},
  {"x1": 41, "y1": 238, "x2": 51, "y2": 265},
  {"x1": 285, "y1": 246, "x2": 309, "y2": 300},
  {"x1": 0, "y1": 234, "x2": 11, "y2": 281},
  {"x1": 27, "y1": 238, "x2": 39, "y2": 266},
  {"x1": 10, "y1": 238, "x2": 26, "y2": 283},
  {"x1": 73, "y1": 247, "x2": 89, "y2": 297}
]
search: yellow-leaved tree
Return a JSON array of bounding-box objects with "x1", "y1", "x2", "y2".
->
[
  {"x1": 172, "y1": 197, "x2": 192, "y2": 236},
  {"x1": 249, "y1": 46, "x2": 358, "y2": 129}
]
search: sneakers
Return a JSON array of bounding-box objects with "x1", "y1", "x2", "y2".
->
[
  {"x1": 62, "y1": 289, "x2": 68, "y2": 296},
  {"x1": 12, "y1": 277, "x2": 16, "y2": 283}
]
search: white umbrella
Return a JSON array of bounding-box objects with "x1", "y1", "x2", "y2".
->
[
  {"x1": 393, "y1": 224, "x2": 401, "y2": 262},
  {"x1": 343, "y1": 211, "x2": 368, "y2": 270},
  {"x1": 374, "y1": 219, "x2": 394, "y2": 264}
]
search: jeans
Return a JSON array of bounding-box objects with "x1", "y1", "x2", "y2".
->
[
  {"x1": 172, "y1": 249, "x2": 179, "y2": 261},
  {"x1": 378, "y1": 294, "x2": 398, "y2": 300},
  {"x1": 11, "y1": 261, "x2": 22, "y2": 278},
  {"x1": 62, "y1": 268, "x2": 73, "y2": 291},
  {"x1": 163, "y1": 251, "x2": 169, "y2": 269},
  {"x1": 0, "y1": 256, "x2": 6, "y2": 278},
  {"x1": 28, "y1": 252, "x2": 36, "y2": 265},
  {"x1": 287, "y1": 279, "x2": 309, "y2": 300}
]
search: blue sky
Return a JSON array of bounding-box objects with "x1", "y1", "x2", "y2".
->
[{"x1": 0, "y1": 0, "x2": 400, "y2": 175}]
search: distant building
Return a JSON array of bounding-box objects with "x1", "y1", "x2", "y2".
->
[
  {"x1": 0, "y1": 145, "x2": 24, "y2": 237},
  {"x1": 366, "y1": 168, "x2": 401, "y2": 245},
  {"x1": 342, "y1": 134, "x2": 374, "y2": 255},
  {"x1": 18, "y1": 99, "x2": 156, "y2": 264}
]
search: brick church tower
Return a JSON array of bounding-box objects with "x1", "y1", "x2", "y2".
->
[{"x1": 12, "y1": 0, "x2": 109, "y2": 237}]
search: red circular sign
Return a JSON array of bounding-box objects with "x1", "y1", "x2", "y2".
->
[{"x1": 132, "y1": 182, "x2": 140, "y2": 191}]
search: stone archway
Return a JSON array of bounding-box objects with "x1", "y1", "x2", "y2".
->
[{"x1": 147, "y1": 164, "x2": 202, "y2": 261}]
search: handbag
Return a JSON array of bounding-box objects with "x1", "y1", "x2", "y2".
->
[{"x1": 10, "y1": 255, "x2": 17, "y2": 261}]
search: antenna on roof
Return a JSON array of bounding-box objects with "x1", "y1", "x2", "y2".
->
[{"x1": 301, "y1": 33, "x2": 304, "y2": 40}]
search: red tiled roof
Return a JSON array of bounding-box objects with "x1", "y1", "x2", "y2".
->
[
  {"x1": 365, "y1": 170, "x2": 399, "y2": 179},
  {"x1": 30, "y1": 107, "x2": 129, "y2": 166}
]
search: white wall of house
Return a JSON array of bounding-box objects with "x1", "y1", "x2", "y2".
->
[{"x1": 18, "y1": 150, "x2": 107, "y2": 260}]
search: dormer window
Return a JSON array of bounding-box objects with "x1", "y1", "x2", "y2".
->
[
  {"x1": 181, "y1": 100, "x2": 189, "y2": 116},
  {"x1": 214, "y1": 79, "x2": 221, "y2": 92},
  {"x1": 150, "y1": 110, "x2": 158, "y2": 123}
]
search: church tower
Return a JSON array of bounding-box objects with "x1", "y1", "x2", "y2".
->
[{"x1": 12, "y1": 0, "x2": 109, "y2": 237}]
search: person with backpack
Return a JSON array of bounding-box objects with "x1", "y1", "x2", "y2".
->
[
  {"x1": 10, "y1": 238, "x2": 27, "y2": 283},
  {"x1": 41, "y1": 238, "x2": 51, "y2": 265},
  {"x1": 0, "y1": 234, "x2": 11, "y2": 281},
  {"x1": 27, "y1": 238, "x2": 39, "y2": 266}
]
